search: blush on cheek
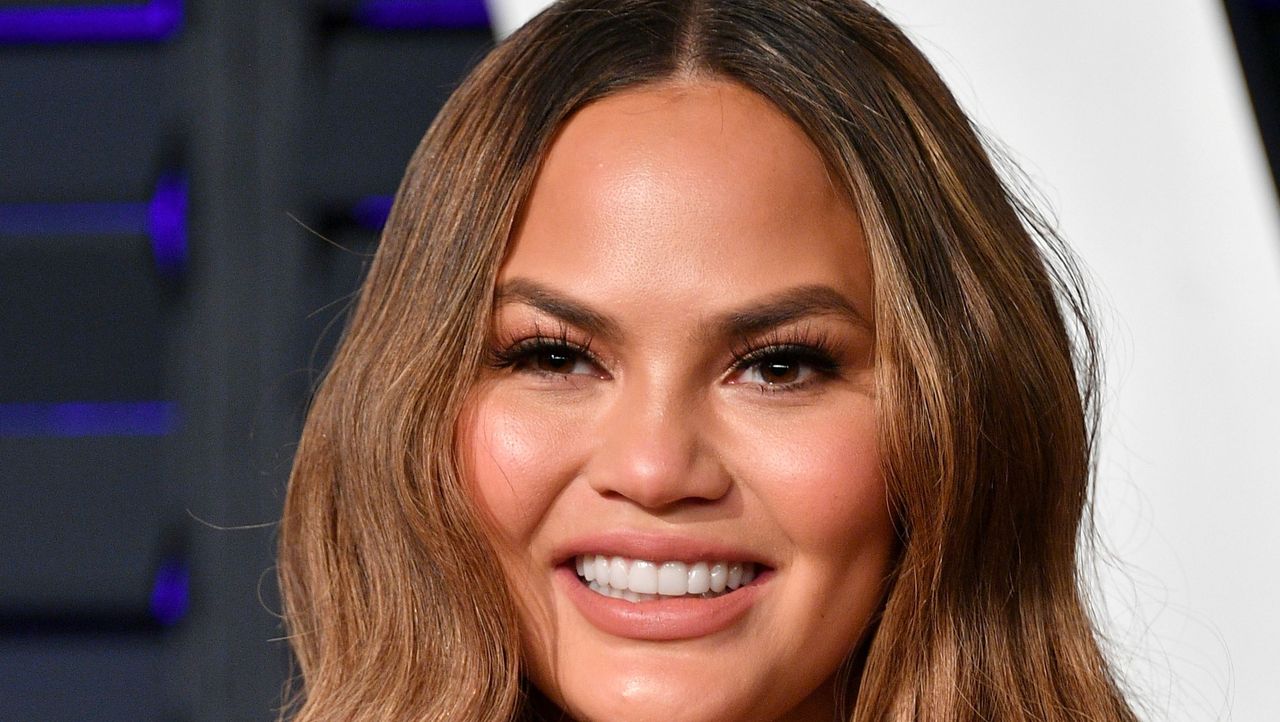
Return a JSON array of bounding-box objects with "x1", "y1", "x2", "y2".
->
[
  {"x1": 461, "y1": 392, "x2": 584, "y2": 544},
  {"x1": 731, "y1": 410, "x2": 885, "y2": 543},
  {"x1": 458, "y1": 390, "x2": 589, "y2": 679},
  {"x1": 807, "y1": 426, "x2": 884, "y2": 530}
]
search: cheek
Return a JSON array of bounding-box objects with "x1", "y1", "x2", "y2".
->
[
  {"x1": 460, "y1": 391, "x2": 580, "y2": 547},
  {"x1": 728, "y1": 402, "x2": 886, "y2": 551},
  {"x1": 725, "y1": 401, "x2": 892, "y2": 680}
]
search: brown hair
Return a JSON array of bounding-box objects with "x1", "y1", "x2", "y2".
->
[{"x1": 278, "y1": 1, "x2": 1137, "y2": 719}]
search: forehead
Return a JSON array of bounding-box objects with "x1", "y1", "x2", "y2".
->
[{"x1": 501, "y1": 79, "x2": 872, "y2": 322}]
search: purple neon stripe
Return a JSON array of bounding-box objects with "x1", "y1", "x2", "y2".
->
[
  {"x1": 355, "y1": 0, "x2": 490, "y2": 30},
  {"x1": 0, "y1": 200, "x2": 149, "y2": 236},
  {"x1": 149, "y1": 557, "x2": 189, "y2": 626},
  {"x1": 147, "y1": 173, "x2": 188, "y2": 277},
  {"x1": 0, "y1": 0, "x2": 182, "y2": 44},
  {"x1": 0, "y1": 401, "x2": 179, "y2": 437},
  {"x1": 352, "y1": 195, "x2": 394, "y2": 230},
  {"x1": 0, "y1": 172, "x2": 188, "y2": 276}
]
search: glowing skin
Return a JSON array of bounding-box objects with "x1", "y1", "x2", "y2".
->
[{"x1": 461, "y1": 80, "x2": 895, "y2": 722}]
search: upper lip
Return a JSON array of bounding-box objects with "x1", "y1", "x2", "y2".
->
[{"x1": 552, "y1": 530, "x2": 775, "y2": 568}]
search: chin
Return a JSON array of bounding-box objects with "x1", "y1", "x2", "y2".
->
[
  {"x1": 553, "y1": 677, "x2": 763, "y2": 722},
  {"x1": 532, "y1": 649, "x2": 834, "y2": 722}
]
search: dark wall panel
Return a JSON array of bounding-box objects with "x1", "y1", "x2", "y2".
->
[
  {"x1": 0, "y1": 2, "x2": 491, "y2": 720},
  {"x1": 1, "y1": 436, "x2": 170, "y2": 618},
  {"x1": 0, "y1": 636, "x2": 172, "y2": 722},
  {"x1": 0, "y1": 46, "x2": 179, "y2": 201},
  {"x1": 0, "y1": 239, "x2": 168, "y2": 402}
]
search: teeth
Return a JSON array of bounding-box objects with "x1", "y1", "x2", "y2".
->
[
  {"x1": 574, "y1": 554, "x2": 760, "y2": 602},
  {"x1": 687, "y1": 562, "x2": 710, "y2": 594},
  {"x1": 588, "y1": 580, "x2": 660, "y2": 602},
  {"x1": 709, "y1": 561, "x2": 727, "y2": 593},
  {"x1": 628, "y1": 559, "x2": 658, "y2": 594},
  {"x1": 609, "y1": 556, "x2": 629, "y2": 590},
  {"x1": 658, "y1": 561, "x2": 688, "y2": 595}
]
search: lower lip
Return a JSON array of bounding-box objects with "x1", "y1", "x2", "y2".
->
[{"x1": 555, "y1": 566, "x2": 767, "y2": 641}]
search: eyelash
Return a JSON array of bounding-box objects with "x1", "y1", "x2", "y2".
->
[
  {"x1": 485, "y1": 324, "x2": 843, "y2": 393},
  {"x1": 485, "y1": 323, "x2": 602, "y2": 377},
  {"x1": 727, "y1": 327, "x2": 842, "y2": 393}
]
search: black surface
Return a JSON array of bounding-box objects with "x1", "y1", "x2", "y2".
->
[
  {"x1": 0, "y1": 3, "x2": 492, "y2": 719},
  {"x1": 0, "y1": 635, "x2": 174, "y2": 722},
  {"x1": 1226, "y1": 0, "x2": 1280, "y2": 197}
]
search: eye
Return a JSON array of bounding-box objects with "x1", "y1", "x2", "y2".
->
[
  {"x1": 727, "y1": 344, "x2": 838, "y2": 391},
  {"x1": 487, "y1": 336, "x2": 605, "y2": 380},
  {"x1": 523, "y1": 344, "x2": 597, "y2": 376},
  {"x1": 746, "y1": 355, "x2": 808, "y2": 385}
]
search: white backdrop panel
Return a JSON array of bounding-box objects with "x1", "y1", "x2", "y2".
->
[{"x1": 878, "y1": 2, "x2": 1280, "y2": 719}]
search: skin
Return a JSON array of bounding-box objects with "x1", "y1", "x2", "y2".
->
[{"x1": 459, "y1": 79, "x2": 896, "y2": 722}]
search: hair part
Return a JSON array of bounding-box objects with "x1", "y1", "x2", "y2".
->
[{"x1": 279, "y1": 1, "x2": 1136, "y2": 719}]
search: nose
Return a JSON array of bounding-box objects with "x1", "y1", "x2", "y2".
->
[{"x1": 584, "y1": 376, "x2": 731, "y2": 509}]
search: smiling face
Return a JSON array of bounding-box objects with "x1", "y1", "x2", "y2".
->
[{"x1": 459, "y1": 79, "x2": 896, "y2": 722}]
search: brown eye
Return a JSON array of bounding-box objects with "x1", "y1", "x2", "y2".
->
[
  {"x1": 488, "y1": 333, "x2": 605, "y2": 379},
  {"x1": 509, "y1": 342, "x2": 599, "y2": 377},
  {"x1": 727, "y1": 343, "x2": 840, "y2": 391},
  {"x1": 534, "y1": 348, "x2": 578, "y2": 373},
  {"x1": 758, "y1": 358, "x2": 801, "y2": 384}
]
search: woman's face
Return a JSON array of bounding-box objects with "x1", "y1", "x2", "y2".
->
[{"x1": 460, "y1": 80, "x2": 895, "y2": 722}]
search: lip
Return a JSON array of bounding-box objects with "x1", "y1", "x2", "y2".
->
[
  {"x1": 552, "y1": 531, "x2": 773, "y2": 641},
  {"x1": 556, "y1": 566, "x2": 767, "y2": 640}
]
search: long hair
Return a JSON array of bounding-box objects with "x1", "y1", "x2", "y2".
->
[{"x1": 278, "y1": 1, "x2": 1137, "y2": 719}]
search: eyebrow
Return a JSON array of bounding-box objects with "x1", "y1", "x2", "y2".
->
[
  {"x1": 494, "y1": 278, "x2": 872, "y2": 341},
  {"x1": 717, "y1": 284, "x2": 871, "y2": 337},
  {"x1": 495, "y1": 278, "x2": 624, "y2": 341}
]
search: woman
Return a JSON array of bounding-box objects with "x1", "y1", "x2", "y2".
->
[{"x1": 279, "y1": 1, "x2": 1139, "y2": 720}]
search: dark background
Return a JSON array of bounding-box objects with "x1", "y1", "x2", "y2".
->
[
  {"x1": 0, "y1": 1, "x2": 1276, "y2": 720},
  {"x1": 0, "y1": 1, "x2": 491, "y2": 719}
]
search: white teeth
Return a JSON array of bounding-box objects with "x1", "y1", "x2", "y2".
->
[
  {"x1": 588, "y1": 580, "x2": 659, "y2": 602},
  {"x1": 709, "y1": 561, "x2": 727, "y2": 593},
  {"x1": 627, "y1": 559, "x2": 659, "y2": 594},
  {"x1": 609, "y1": 556, "x2": 629, "y2": 590},
  {"x1": 687, "y1": 562, "x2": 710, "y2": 594},
  {"x1": 573, "y1": 554, "x2": 760, "y2": 602},
  {"x1": 727, "y1": 563, "x2": 743, "y2": 590},
  {"x1": 658, "y1": 561, "x2": 688, "y2": 595}
]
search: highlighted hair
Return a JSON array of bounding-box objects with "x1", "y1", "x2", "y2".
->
[{"x1": 279, "y1": 1, "x2": 1136, "y2": 719}]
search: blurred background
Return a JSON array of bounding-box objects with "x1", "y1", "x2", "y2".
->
[{"x1": 0, "y1": 1, "x2": 1276, "y2": 720}]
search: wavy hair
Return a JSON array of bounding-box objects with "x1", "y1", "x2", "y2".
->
[{"x1": 278, "y1": 1, "x2": 1137, "y2": 719}]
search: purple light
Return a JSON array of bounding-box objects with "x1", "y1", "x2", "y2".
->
[
  {"x1": 149, "y1": 557, "x2": 189, "y2": 626},
  {"x1": 352, "y1": 195, "x2": 394, "y2": 230},
  {"x1": 0, "y1": 402, "x2": 179, "y2": 438},
  {"x1": 355, "y1": 0, "x2": 490, "y2": 30},
  {"x1": 147, "y1": 173, "x2": 188, "y2": 277},
  {"x1": 0, "y1": 173, "x2": 188, "y2": 277},
  {"x1": 0, "y1": 0, "x2": 183, "y2": 45}
]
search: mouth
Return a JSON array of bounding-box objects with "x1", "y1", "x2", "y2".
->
[
  {"x1": 555, "y1": 539, "x2": 772, "y2": 640},
  {"x1": 573, "y1": 554, "x2": 762, "y2": 603}
]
